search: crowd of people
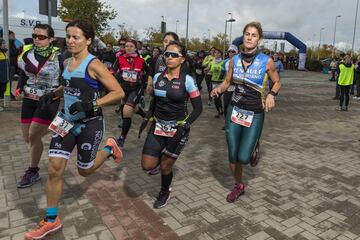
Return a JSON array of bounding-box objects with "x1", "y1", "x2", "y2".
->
[{"x1": 3, "y1": 19, "x2": 284, "y2": 240}]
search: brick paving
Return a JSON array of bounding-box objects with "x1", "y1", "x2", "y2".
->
[{"x1": 0, "y1": 70, "x2": 360, "y2": 240}]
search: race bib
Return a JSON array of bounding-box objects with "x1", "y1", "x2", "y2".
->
[
  {"x1": 154, "y1": 121, "x2": 177, "y2": 137},
  {"x1": 231, "y1": 106, "x2": 254, "y2": 127},
  {"x1": 48, "y1": 112, "x2": 74, "y2": 137},
  {"x1": 24, "y1": 86, "x2": 45, "y2": 100},
  {"x1": 122, "y1": 70, "x2": 138, "y2": 83}
]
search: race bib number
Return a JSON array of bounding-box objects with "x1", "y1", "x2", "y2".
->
[
  {"x1": 48, "y1": 112, "x2": 74, "y2": 137},
  {"x1": 154, "y1": 122, "x2": 177, "y2": 137},
  {"x1": 231, "y1": 106, "x2": 254, "y2": 127},
  {"x1": 122, "y1": 70, "x2": 138, "y2": 83},
  {"x1": 24, "y1": 86, "x2": 45, "y2": 100}
]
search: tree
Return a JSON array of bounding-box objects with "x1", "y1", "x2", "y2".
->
[
  {"x1": 101, "y1": 32, "x2": 117, "y2": 46},
  {"x1": 118, "y1": 24, "x2": 139, "y2": 40},
  {"x1": 144, "y1": 27, "x2": 163, "y2": 46},
  {"x1": 58, "y1": 0, "x2": 117, "y2": 35}
]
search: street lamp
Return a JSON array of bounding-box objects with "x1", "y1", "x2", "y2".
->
[
  {"x1": 223, "y1": 17, "x2": 236, "y2": 57},
  {"x1": 332, "y1": 15, "x2": 341, "y2": 57},
  {"x1": 228, "y1": 13, "x2": 233, "y2": 44},
  {"x1": 317, "y1": 27, "x2": 325, "y2": 61},
  {"x1": 176, "y1": 20, "x2": 179, "y2": 34},
  {"x1": 351, "y1": 0, "x2": 359, "y2": 56},
  {"x1": 185, "y1": 0, "x2": 190, "y2": 49}
]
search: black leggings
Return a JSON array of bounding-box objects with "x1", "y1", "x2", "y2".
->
[
  {"x1": 0, "y1": 82, "x2": 7, "y2": 98},
  {"x1": 205, "y1": 75, "x2": 212, "y2": 101},
  {"x1": 339, "y1": 85, "x2": 350, "y2": 107}
]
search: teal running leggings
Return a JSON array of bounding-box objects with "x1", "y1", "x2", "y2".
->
[{"x1": 225, "y1": 105, "x2": 264, "y2": 164}]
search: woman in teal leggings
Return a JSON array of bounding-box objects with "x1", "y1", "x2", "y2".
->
[{"x1": 211, "y1": 21, "x2": 281, "y2": 203}]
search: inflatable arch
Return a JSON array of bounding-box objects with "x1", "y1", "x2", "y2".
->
[{"x1": 232, "y1": 31, "x2": 307, "y2": 70}]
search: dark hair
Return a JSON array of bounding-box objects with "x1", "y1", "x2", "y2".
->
[
  {"x1": 163, "y1": 32, "x2": 179, "y2": 42},
  {"x1": 153, "y1": 46, "x2": 161, "y2": 52},
  {"x1": 33, "y1": 24, "x2": 55, "y2": 38},
  {"x1": 243, "y1": 21, "x2": 263, "y2": 39},
  {"x1": 9, "y1": 30, "x2": 14, "y2": 35},
  {"x1": 165, "y1": 41, "x2": 186, "y2": 57},
  {"x1": 66, "y1": 19, "x2": 95, "y2": 44},
  {"x1": 118, "y1": 37, "x2": 127, "y2": 45}
]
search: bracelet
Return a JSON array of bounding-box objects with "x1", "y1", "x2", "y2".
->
[{"x1": 269, "y1": 90, "x2": 277, "y2": 96}]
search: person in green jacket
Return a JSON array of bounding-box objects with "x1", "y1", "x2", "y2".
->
[
  {"x1": 209, "y1": 48, "x2": 225, "y2": 117},
  {"x1": 337, "y1": 54, "x2": 354, "y2": 111}
]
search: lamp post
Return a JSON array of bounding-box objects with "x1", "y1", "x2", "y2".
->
[
  {"x1": 317, "y1": 27, "x2": 325, "y2": 61},
  {"x1": 228, "y1": 13, "x2": 233, "y2": 44},
  {"x1": 223, "y1": 17, "x2": 236, "y2": 57},
  {"x1": 332, "y1": 15, "x2": 341, "y2": 57},
  {"x1": 176, "y1": 20, "x2": 179, "y2": 34},
  {"x1": 351, "y1": 0, "x2": 359, "y2": 56},
  {"x1": 185, "y1": 0, "x2": 190, "y2": 49}
]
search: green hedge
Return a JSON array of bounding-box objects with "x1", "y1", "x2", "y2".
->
[{"x1": 306, "y1": 59, "x2": 323, "y2": 72}]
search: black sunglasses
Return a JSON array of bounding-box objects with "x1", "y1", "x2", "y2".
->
[
  {"x1": 32, "y1": 34, "x2": 49, "y2": 40},
  {"x1": 228, "y1": 50, "x2": 236, "y2": 53},
  {"x1": 164, "y1": 51, "x2": 183, "y2": 58}
]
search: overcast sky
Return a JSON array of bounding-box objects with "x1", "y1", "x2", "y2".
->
[{"x1": 1, "y1": 0, "x2": 360, "y2": 52}]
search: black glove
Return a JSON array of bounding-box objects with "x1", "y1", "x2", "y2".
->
[
  {"x1": 138, "y1": 118, "x2": 149, "y2": 139},
  {"x1": 173, "y1": 122, "x2": 190, "y2": 140},
  {"x1": 38, "y1": 91, "x2": 55, "y2": 110},
  {"x1": 69, "y1": 101, "x2": 97, "y2": 118}
]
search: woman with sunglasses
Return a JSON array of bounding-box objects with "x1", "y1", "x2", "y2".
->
[
  {"x1": 141, "y1": 41, "x2": 202, "y2": 209},
  {"x1": 211, "y1": 22, "x2": 281, "y2": 203},
  {"x1": 14, "y1": 23, "x2": 64, "y2": 188},
  {"x1": 24, "y1": 19, "x2": 124, "y2": 240},
  {"x1": 115, "y1": 39, "x2": 149, "y2": 147}
]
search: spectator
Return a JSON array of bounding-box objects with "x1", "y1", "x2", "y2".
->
[
  {"x1": 353, "y1": 55, "x2": 360, "y2": 100},
  {"x1": 329, "y1": 58, "x2": 337, "y2": 81},
  {"x1": 0, "y1": 39, "x2": 8, "y2": 110},
  {"x1": 9, "y1": 31, "x2": 20, "y2": 100},
  {"x1": 336, "y1": 54, "x2": 354, "y2": 111}
]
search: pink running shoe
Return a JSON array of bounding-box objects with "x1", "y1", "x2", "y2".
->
[
  {"x1": 226, "y1": 183, "x2": 245, "y2": 203},
  {"x1": 106, "y1": 137, "x2": 123, "y2": 163},
  {"x1": 24, "y1": 217, "x2": 62, "y2": 240}
]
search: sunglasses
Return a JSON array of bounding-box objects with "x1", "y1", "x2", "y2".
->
[
  {"x1": 164, "y1": 51, "x2": 183, "y2": 58},
  {"x1": 32, "y1": 34, "x2": 49, "y2": 40},
  {"x1": 228, "y1": 50, "x2": 236, "y2": 53}
]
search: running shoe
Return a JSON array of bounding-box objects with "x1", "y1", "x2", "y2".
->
[
  {"x1": 343, "y1": 106, "x2": 348, "y2": 111},
  {"x1": 226, "y1": 183, "x2": 245, "y2": 203},
  {"x1": 17, "y1": 168, "x2": 41, "y2": 188},
  {"x1": 207, "y1": 100, "x2": 212, "y2": 106},
  {"x1": 336, "y1": 106, "x2": 343, "y2": 111},
  {"x1": 24, "y1": 217, "x2": 62, "y2": 240},
  {"x1": 106, "y1": 138, "x2": 123, "y2": 163},
  {"x1": 250, "y1": 142, "x2": 260, "y2": 167},
  {"x1": 153, "y1": 189, "x2": 171, "y2": 209}
]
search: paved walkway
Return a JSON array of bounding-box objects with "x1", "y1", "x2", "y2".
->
[{"x1": 0, "y1": 70, "x2": 360, "y2": 240}]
